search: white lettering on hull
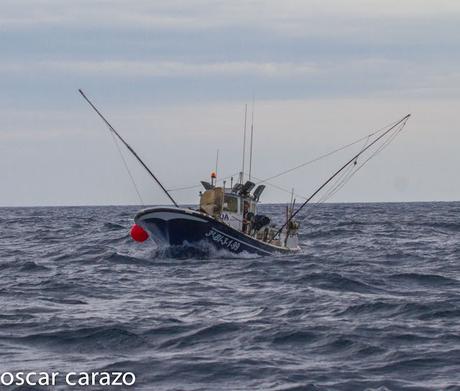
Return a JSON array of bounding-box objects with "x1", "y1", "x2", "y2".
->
[{"x1": 205, "y1": 229, "x2": 241, "y2": 252}]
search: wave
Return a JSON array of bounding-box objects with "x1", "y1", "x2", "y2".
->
[
  {"x1": 19, "y1": 261, "x2": 51, "y2": 273},
  {"x1": 2, "y1": 203, "x2": 460, "y2": 390},
  {"x1": 6, "y1": 326, "x2": 147, "y2": 353},
  {"x1": 389, "y1": 272, "x2": 459, "y2": 286},
  {"x1": 103, "y1": 221, "x2": 126, "y2": 230},
  {"x1": 306, "y1": 227, "x2": 364, "y2": 239},
  {"x1": 271, "y1": 330, "x2": 319, "y2": 345},
  {"x1": 337, "y1": 301, "x2": 401, "y2": 316},
  {"x1": 0, "y1": 260, "x2": 50, "y2": 273},
  {"x1": 103, "y1": 251, "x2": 156, "y2": 266},
  {"x1": 298, "y1": 272, "x2": 381, "y2": 294},
  {"x1": 158, "y1": 322, "x2": 241, "y2": 349}
]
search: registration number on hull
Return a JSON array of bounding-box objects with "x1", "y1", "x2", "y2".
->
[{"x1": 205, "y1": 229, "x2": 241, "y2": 252}]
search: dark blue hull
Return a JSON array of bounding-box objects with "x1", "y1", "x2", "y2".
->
[{"x1": 134, "y1": 207, "x2": 299, "y2": 256}]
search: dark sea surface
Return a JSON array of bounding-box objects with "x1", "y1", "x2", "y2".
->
[{"x1": 0, "y1": 203, "x2": 459, "y2": 391}]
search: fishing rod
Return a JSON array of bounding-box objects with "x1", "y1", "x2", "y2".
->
[
  {"x1": 78, "y1": 89, "x2": 179, "y2": 207},
  {"x1": 270, "y1": 113, "x2": 411, "y2": 242}
]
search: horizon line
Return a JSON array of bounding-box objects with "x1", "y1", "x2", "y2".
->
[{"x1": 0, "y1": 199, "x2": 458, "y2": 208}]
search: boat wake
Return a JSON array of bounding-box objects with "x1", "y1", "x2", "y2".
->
[{"x1": 153, "y1": 240, "x2": 261, "y2": 260}]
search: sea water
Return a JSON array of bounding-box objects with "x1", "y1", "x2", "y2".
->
[{"x1": 0, "y1": 203, "x2": 459, "y2": 390}]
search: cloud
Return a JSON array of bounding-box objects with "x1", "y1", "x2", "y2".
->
[
  {"x1": 3, "y1": 0, "x2": 460, "y2": 26},
  {"x1": 0, "y1": 60, "x2": 317, "y2": 78},
  {"x1": 0, "y1": 0, "x2": 460, "y2": 205},
  {"x1": 1, "y1": 56, "x2": 458, "y2": 102}
]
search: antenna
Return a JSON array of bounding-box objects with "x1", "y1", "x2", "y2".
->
[
  {"x1": 215, "y1": 149, "x2": 219, "y2": 178},
  {"x1": 248, "y1": 97, "x2": 255, "y2": 180},
  {"x1": 240, "y1": 104, "x2": 248, "y2": 184}
]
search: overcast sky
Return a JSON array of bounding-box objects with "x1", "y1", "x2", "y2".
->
[{"x1": 1, "y1": 0, "x2": 459, "y2": 206}]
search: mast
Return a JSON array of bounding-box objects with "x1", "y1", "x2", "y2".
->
[
  {"x1": 270, "y1": 114, "x2": 411, "y2": 242},
  {"x1": 78, "y1": 89, "x2": 179, "y2": 207},
  {"x1": 215, "y1": 149, "x2": 219, "y2": 179},
  {"x1": 248, "y1": 98, "x2": 255, "y2": 181},
  {"x1": 240, "y1": 104, "x2": 248, "y2": 184}
]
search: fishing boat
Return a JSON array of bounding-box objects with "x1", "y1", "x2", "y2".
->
[
  {"x1": 133, "y1": 177, "x2": 300, "y2": 256},
  {"x1": 79, "y1": 89, "x2": 411, "y2": 256}
]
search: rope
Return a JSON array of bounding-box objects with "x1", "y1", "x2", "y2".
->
[
  {"x1": 255, "y1": 116, "x2": 407, "y2": 185},
  {"x1": 248, "y1": 174, "x2": 308, "y2": 201},
  {"x1": 298, "y1": 119, "x2": 408, "y2": 219},
  {"x1": 109, "y1": 132, "x2": 144, "y2": 206},
  {"x1": 165, "y1": 116, "x2": 409, "y2": 212},
  {"x1": 167, "y1": 171, "x2": 241, "y2": 192}
]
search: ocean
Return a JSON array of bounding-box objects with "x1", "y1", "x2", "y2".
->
[{"x1": 0, "y1": 202, "x2": 459, "y2": 391}]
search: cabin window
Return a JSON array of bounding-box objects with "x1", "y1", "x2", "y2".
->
[
  {"x1": 241, "y1": 200, "x2": 257, "y2": 215},
  {"x1": 223, "y1": 195, "x2": 238, "y2": 213}
]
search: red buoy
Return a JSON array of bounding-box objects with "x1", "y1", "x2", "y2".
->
[{"x1": 130, "y1": 224, "x2": 149, "y2": 242}]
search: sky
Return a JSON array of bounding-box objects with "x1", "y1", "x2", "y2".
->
[{"x1": 1, "y1": 0, "x2": 460, "y2": 206}]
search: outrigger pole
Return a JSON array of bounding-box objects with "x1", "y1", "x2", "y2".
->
[
  {"x1": 270, "y1": 114, "x2": 411, "y2": 242},
  {"x1": 78, "y1": 89, "x2": 179, "y2": 207}
]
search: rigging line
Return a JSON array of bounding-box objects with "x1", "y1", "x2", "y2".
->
[
  {"x1": 316, "y1": 134, "x2": 372, "y2": 204},
  {"x1": 248, "y1": 174, "x2": 308, "y2": 201},
  {"x1": 309, "y1": 122, "x2": 406, "y2": 207},
  {"x1": 315, "y1": 173, "x2": 349, "y2": 205},
  {"x1": 109, "y1": 132, "x2": 145, "y2": 206},
  {"x1": 167, "y1": 171, "x2": 241, "y2": 192},
  {"x1": 320, "y1": 170, "x2": 356, "y2": 203},
  {"x1": 167, "y1": 184, "x2": 202, "y2": 192},
  {"x1": 167, "y1": 120, "x2": 405, "y2": 199},
  {"x1": 256, "y1": 116, "x2": 407, "y2": 185},
  {"x1": 169, "y1": 170, "x2": 306, "y2": 199},
  {"x1": 253, "y1": 166, "x2": 359, "y2": 203},
  {"x1": 79, "y1": 89, "x2": 179, "y2": 207},
  {"x1": 301, "y1": 125, "x2": 406, "y2": 219},
  {"x1": 170, "y1": 168, "x2": 307, "y2": 200},
  {"x1": 315, "y1": 120, "x2": 408, "y2": 206},
  {"x1": 350, "y1": 121, "x2": 406, "y2": 178},
  {"x1": 166, "y1": 120, "x2": 405, "y2": 198},
  {"x1": 296, "y1": 121, "x2": 408, "y2": 219},
  {"x1": 316, "y1": 163, "x2": 356, "y2": 203},
  {"x1": 270, "y1": 114, "x2": 411, "y2": 241},
  {"x1": 302, "y1": 150, "x2": 375, "y2": 216}
]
